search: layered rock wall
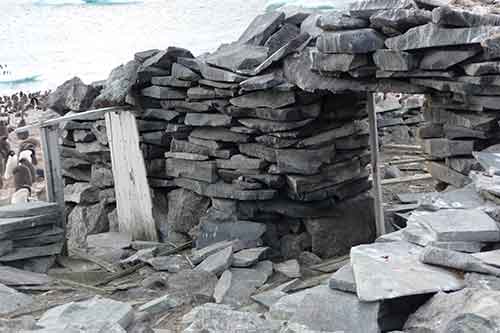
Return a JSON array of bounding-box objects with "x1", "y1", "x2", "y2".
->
[{"x1": 61, "y1": 0, "x2": 500, "y2": 257}]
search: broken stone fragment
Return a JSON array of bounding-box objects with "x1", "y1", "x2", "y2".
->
[
  {"x1": 420, "y1": 246, "x2": 500, "y2": 276},
  {"x1": 64, "y1": 182, "x2": 100, "y2": 204},
  {"x1": 349, "y1": 0, "x2": 417, "y2": 18},
  {"x1": 165, "y1": 158, "x2": 218, "y2": 183},
  {"x1": 138, "y1": 293, "x2": 185, "y2": 316},
  {"x1": 0, "y1": 283, "x2": 33, "y2": 315},
  {"x1": 427, "y1": 161, "x2": 471, "y2": 187},
  {"x1": 171, "y1": 62, "x2": 200, "y2": 81},
  {"x1": 351, "y1": 241, "x2": 464, "y2": 302},
  {"x1": 141, "y1": 86, "x2": 186, "y2": 100},
  {"x1": 419, "y1": 47, "x2": 480, "y2": 70},
  {"x1": 216, "y1": 154, "x2": 268, "y2": 170},
  {"x1": 151, "y1": 75, "x2": 193, "y2": 88},
  {"x1": 238, "y1": 11, "x2": 284, "y2": 46},
  {"x1": 311, "y1": 50, "x2": 368, "y2": 72},
  {"x1": 206, "y1": 42, "x2": 269, "y2": 73},
  {"x1": 316, "y1": 29, "x2": 386, "y2": 54},
  {"x1": 373, "y1": 49, "x2": 419, "y2": 71},
  {"x1": 237, "y1": 118, "x2": 313, "y2": 133},
  {"x1": 423, "y1": 138, "x2": 473, "y2": 158},
  {"x1": 184, "y1": 113, "x2": 232, "y2": 127},
  {"x1": 317, "y1": 12, "x2": 369, "y2": 30},
  {"x1": 230, "y1": 90, "x2": 295, "y2": 109},
  {"x1": 148, "y1": 255, "x2": 192, "y2": 273},
  {"x1": 274, "y1": 259, "x2": 301, "y2": 278},
  {"x1": 232, "y1": 247, "x2": 269, "y2": 267},
  {"x1": 264, "y1": 23, "x2": 300, "y2": 55},
  {"x1": 385, "y1": 23, "x2": 500, "y2": 51},
  {"x1": 329, "y1": 264, "x2": 356, "y2": 293},
  {"x1": 404, "y1": 288, "x2": 500, "y2": 332},
  {"x1": 141, "y1": 46, "x2": 193, "y2": 70},
  {"x1": 214, "y1": 267, "x2": 270, "y2": 307},
  {"x1": 190, "y1": 127, "x2": 250, "y2": 143},
  {"x1": 463, "y1": 61, "x2": 500, "y2": 76},
  {"x1": 239, "y1": 71, "x2": 285, "y2": 92},
  {"x1": 195, "y1": 245, "x2": 233, "y2": 276},
  {"x1": 370, "y1": 8, "x2": 432, "y2": 32},
  {"x1": 195, "y1": 220, "x2": 266, "y2": 249},
  {"x1": 432, "y1": 5, "x2": 500, "y2": 27}
]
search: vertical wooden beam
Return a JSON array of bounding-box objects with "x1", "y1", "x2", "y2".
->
[
  {"x1": 40, "y1": 125, "x2": 65, "y2": 225},
  {"x1": 367, "y1": 92, "x2": 386, "y2": 236},
  {"x1": 105, "y1": 110, "x2": 158, "y2": 241}
]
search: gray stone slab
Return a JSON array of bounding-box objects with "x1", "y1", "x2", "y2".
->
[
  {"x1": 151, "y1": 76, "x2": 193, "y2": 88},
  {"x1": 274, "y1": 259, "x2": 301, "y2": 278},
  {"x1": 148, "y1": 255, "x2": 192, "y2": 273},
  {"x1": 370, "y1": 8, "x2": 432, "y2": 31},
  {"x1": 182, "y1": 303, "x2": 283, "y2": 332},
  {"x1": 463, "y1": 61, "x2": 500, "y2": 76},
  {"x1": 385, "y1": 23, "x2": 500, "y2": 51},
  {"x1": 141, "y1": 86, "x2": 186, "y2": 100},
  {"x1": 419, "y1": 47, "x2": 480, "y2": 70},
  {"x1": 216, "y1": 154, "x2": 267, "y2": 170},
  {"x1": 465, "y1": 272, "x2": 500, "y2": 291},
  {"x1": 206, "y1": 43, "x2": 269, "y2": 73},
  {"x1": 413, "y1": 209, "x2": 500, "y2": 242},
  {"x1": 351, "y1": 241, "x2": 464, "y2": 302},
  {"x1": 184, "y1": 113, "x2": 232, "y2": 127},
  {"x1": 171, "y1": 62, "x2": 200, "y2": 81},
  {"x1": 232, "y1": 247, "x2": 269, "y2": 267},
  {"x1": 316, "y1": 29, "x2": 386, "y2": 54},
  {"x1": 199, "y1": 61, "x2": 249, "y2": 83},
  {"x1": 427, "y1": 161, "x2": 471, "y2": 188},
  {"x1": 190, "y1": 127, "x2": 250, "y2": 143},
  {"x1": 423, "y1": 138, "x2": 473, "y2": 158},
  {"x1": 195, "y1": 220, "x2": 266, "y2": 249},
  {"x1": 171, "y1": 139, "x2": 233, "y2": 159},
  {"x1": 317, "y1": 12, "x2": 369, "y2": 30},
  {"x1": 190, "y1": 240, "x2": 234, "y2": 265},
  {"x1": 0, "y1": 283, "x2": 33, "y2": 315},
  {"x1": 264, "y1": 23, "x2": 300, "y2": 55},
  {"x1": 0, "y1": 266, "x2": 51, "y2": 286},
  {"x1": 0, "y1": 202, "x2": 59, "y2": 219},
  {"x1": 214, "y1": 267, "x2": 270, "y2": 307},
  {"x1": 239, "y1": 71, "x2": 285, "y2": 92},
  {"x1": 472, "y1": 249, "x2": 500, "y2": 268},
  {"x1": 237, "y1": 118, "x2": 313, "y2": 133},
  {"x1": 230, "y1": 90, "x2": 295, "y2": 109},
  {"x1": 0, "y1": 242, "x2": 63, "y2": 262},
  {"x1": 251, "y1": 279, "x2": 298, "y2": 308},
  {"x1": 195, "y1": 246, "x2": 233, "y2": 275},
  {"x1": 290, "y1": 285, "x2": 381, "y2": 333},
  {"x1": 224, "y1": 103, "x2": 320, "y2": 121},
  {"x1": 373, "y1": 49, "x2": 419, "y2": 71},
  {"x1": 432, "y1": 5, "x2": 500, "y2": 27},
  {"x1": 36, "y1": 296, "x2": 133, "y2": 330},
  {"x1": 329, "y1": 264, "x2": 356, "y2": 293},
  {"x1": 349, "y1": 0, "x2": 417, "y2": 18},
  {"x1": 175, "y1": 178, "x2": 277, "y2": 201},
  {"x1": 165, "y1": 158, "x2": 218, "y2": 183},
  {"x1": 404, "y1": 288, "x2": 500, "y2": 332},
  {"x1": 138, "y1": 294, "x2": 185, "y2": 315},
  {"x1": 237, "y1": 11, "x2": 284, "y2": 46},
  {"x1": 311, "y1": 50, "x2": 368, "y2": 72}
]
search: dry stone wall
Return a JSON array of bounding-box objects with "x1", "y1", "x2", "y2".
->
[{"x1": 61, "y1": 0, "x2": 500, "y2": 257}]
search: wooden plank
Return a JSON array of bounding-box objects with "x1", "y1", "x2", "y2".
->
[
  {"x1": 367, "y1": 92, "x2": 386, "y2": 237},
  {"x1": 383, "y1": 144, "x2": 423, "y2": 151},
  {"x1": 105, "y1": 110, "x2": 158, "y2": 241},
  {"x1": 388, "y1": 157, "x2": 426, "y2": 165},
  {"x1": 381, "y1": 173, "x2": 433, "y2": 185},
  {"x1": 16, "y1": 106, "x2": 130, "y2": 133},
  {"x1": 40, "y1": 126, "x2": 65, "y2": 210}
]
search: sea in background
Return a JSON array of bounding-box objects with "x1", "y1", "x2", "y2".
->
[{"x1": 0, "y1": 0, "x2": 354, "y2": 95}]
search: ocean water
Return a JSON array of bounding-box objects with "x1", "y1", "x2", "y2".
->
[{"x1": 0, "y1": 0, "x2": 272, "y2": 94}]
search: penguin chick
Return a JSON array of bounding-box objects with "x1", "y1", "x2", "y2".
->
[
  {"x1": 19, "y1": 158, "x2": 36, "y2": 183},
  {"x1": 13, "y1": 163, "x2": 32, "y2": 191}
]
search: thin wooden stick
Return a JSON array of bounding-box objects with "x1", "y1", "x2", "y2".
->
[{"x1": 382, "y1": 173, "x2": 433, "y2": 185}]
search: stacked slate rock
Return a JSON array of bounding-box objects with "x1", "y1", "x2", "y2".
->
[
  {"x1": 0, "y1": 202, "x2": 63, "y2": 273},
  {"x1": 130, "y1": 11, "x2": 376, "y2": 258},
  {"x1": 60, "y1": 115, "x2": 117, "y2": 251},
  {"x1": 287, "y1": 0, "x2": 500, "y2": 188},
  {"x1": 376, "y1": 93, "x2": 425, "y2": 145}
]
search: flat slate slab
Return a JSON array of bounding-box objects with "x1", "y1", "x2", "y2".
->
[
  {"x1": 0, "y1": 266, "x2": 51, "y2": 286},
  {"x1": 0, "y1": 283, "x2": 33, "y2": 315},
  {"x1": 329, "y1": 264, "x2": 356, "y2": 293},
  {"x1": 351, "y1": 241, "x2": 464, "y2": 302},
  {"x1": 385, "y1": 23, "x2": 500, "y2": 51},
  {"x1": 0, "y1": 214, "x2": 60, "y2": 233},
  {"x1": 0, "y1": 202, "x2": 59, "y2": 219},
  {"x1": 411, "y1": 209, "x2": 500, "y2": 242},
  {"x1": 316, "y1": 29, "x2": 386, "y2": 54}
]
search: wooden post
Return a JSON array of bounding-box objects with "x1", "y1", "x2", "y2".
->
[
  {"x1": 367, "y1": 92, "x2": 386, "y2": 236},
  {"x1": 105, "y1": 110, "x2": 158, "y2": 241},
  {"x1": 40, "y1": 125, "x2": 65, "y2": 217}
]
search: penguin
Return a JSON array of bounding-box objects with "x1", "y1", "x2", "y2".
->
[
  {"x1": 0, "y1": 137, "x2": 10, "y2": 174},
  {"x1": 19, "y1": 157, "x2": 36, "y2": 183},
  {"x1": 18, "y1": 149, "x2": 33, "y2": 165},
  {"x1": 11, "y1": 187, "x2": 30, "y2": 205},
  {"x1": 13, "y1": 163, "x2": 32, "y2": 191},
  {"x1": 4, "y1": 151, "x2": 17, "y2": 180},
  {"x1": 16, "y1": 118, "x2": 29, "y2": 140}
]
